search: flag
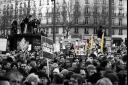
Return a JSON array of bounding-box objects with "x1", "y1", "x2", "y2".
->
[
  {"x1": 100, "y1": 33, "x2": 104, "y2": 53},
  {"x1": 84, "y1": 40, "x2": 87, "y2": 54},
  {"x1": 90, "y1": 34, "x2": 94, "y2": 49},
  {"x1": 74, "y1": 41, "x2": 80, "y2": 55}
]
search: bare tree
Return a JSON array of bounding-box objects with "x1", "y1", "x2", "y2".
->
[{"x1": 61, "y1": 0, "x2": 74, "y2": 38}]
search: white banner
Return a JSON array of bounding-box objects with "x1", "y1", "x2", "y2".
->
[{"x1": 0, "y1": 38, "x2": 7, "y2": 51}]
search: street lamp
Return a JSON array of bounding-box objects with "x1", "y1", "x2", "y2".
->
[
  {"x1": 51, "y1": 0, "x2": 56, "y2": 43},
  {"x1": 109, "y1": 0, "x2": 112, "y2": 55},
  {"x1": 27, "y1": 0, "x2": 31, "y2": 16}
]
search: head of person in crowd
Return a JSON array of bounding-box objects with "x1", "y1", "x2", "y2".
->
[
  {"x1": 104, "y1": 71, "x2": 119, "y2": 85},
  {"x1": 29, "y1": 58, "x2": 37, "y2": 68},
  {"x1": 24, "y1": 73, "x2": 40, "y2": 85},
  {"x1": 3, "y1": 62, "x2": 11, "y2": 71},
  {"x1": 17, "y1": 60, "x2": 23, "y2": 68},
  {"x1": 11, "y1": 62, "x2": 18, "y2": 71},
  {"x1": 6, "y1": 70, "x2": 23, "y2": 85},
  {"x1": 52, "y1": 68, "x2": 64, "y2": 84},
  {"x1": 96, "y1": 78, "x2": 113, "y2": 85},
  {"x1": 38, "y1": 73, "x2": 50, "y2": 85},
  {"x1": 87, "y1": 65, "x2": 97, "y2": 76},
  {"x1": 53, "y1": 68, "x2": 60, "y2": 76},
  {"x1": 69, "y1": 74, "x2": 83, "y2": 85},
  {"x1": 39, "y1": 65, "x2": 47, "y2": 74},
  {"x1": 0, "y1": 76, "x2": 10, "y2": 85}
]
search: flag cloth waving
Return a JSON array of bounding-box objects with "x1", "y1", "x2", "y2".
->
[
  {"x1": 90, "y1": 34, "x2": 94, "y2": 49},
  {"x1": 100, "y1": 33, "x2": 104, "y2": 53}
]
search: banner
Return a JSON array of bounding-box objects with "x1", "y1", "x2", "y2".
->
[
  {"x1": 18, "y1": 38, "x2": 29, "y2": 52},
  {"x1": 0, "y1": 38, "x2": 7, "y2": 51},
  {"x1": 41, "y1": 36, "x2": 54, "y2": 59}
]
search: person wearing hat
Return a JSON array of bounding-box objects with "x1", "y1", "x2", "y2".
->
[{"x1": 52, "y1": 68, "x2": 64, "y2": 85}]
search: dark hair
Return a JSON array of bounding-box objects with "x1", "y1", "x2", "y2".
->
[
  {"x1": 11, "y1": 62, "x2": 18, "y2": 69},
  {"x1": 24, "y1": 82, "x2": 32, "y2": 85},
  {"x1": 0, "y1": 76, "x2": 9, "y2": 81}
]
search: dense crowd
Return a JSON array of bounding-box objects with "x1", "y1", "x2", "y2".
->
[{"x1": 0, "y1": 41, "x2": 127, "y2": 85}]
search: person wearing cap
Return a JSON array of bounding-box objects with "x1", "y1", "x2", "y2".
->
[{"x1": 52, "y1": 68, "x2": 64, "y2": 85}]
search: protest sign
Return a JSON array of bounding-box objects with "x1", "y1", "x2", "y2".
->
[
  {"x1": 0, "y1": 38, "x2": 7, "y2": 51},
  {"x1": 41, "y1": 36, "x2": 54, "y2": 59}
]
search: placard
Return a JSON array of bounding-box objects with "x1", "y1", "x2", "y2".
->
[
  {"x1": 41, "y1": 36, "x2": 54, "y2": 59},
  {"x1": 0, "y1": 38, "x2": 7, "y2": 51}
]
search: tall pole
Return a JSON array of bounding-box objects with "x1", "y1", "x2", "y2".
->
[
  {"x1": 109, "y1": 0, "x2": 112, "y2": 53},
  {"x1": 27, "y1": 0, "x2": 31, "y2": 16},
  {"x1": 15, "y1": 0, "x2": 18, "y2": 19},
  {"x1": 53, "y1": 0, "x2": 56, "y2": 43}
]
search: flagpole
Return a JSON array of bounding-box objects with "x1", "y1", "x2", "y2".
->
[
  {"x1": 47, "y1": 58, "x2": 50, "y2": 77},
  {"x1": 109, "y1": 0, "x2": 112, "y2": 56}
]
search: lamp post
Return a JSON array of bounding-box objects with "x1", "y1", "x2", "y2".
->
[
  {"x1": 51, "y1": 0, "x2": 56, "y2": 43},
  {"x1": 27, "y1": 0, "x2": 31, "y2": 16},
  {"x1": 15, "y1": 0, "x2": 18, "y2": 19},
  {"x1": 109, "y1": 0, "x2": 112, "y2": 50}
]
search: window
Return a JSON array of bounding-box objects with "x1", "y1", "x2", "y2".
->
[
  {"x1": 56, "y1": 28, "x2": 59, "y2": 34},
  {"x1": 103, "y1": 0, "x2": 106, "y2": 4},
  {"x1": 94, "y1": 7, "x2": 98, "y2": 14},
  {"x1": 119, "y1": 0, "x2": 123, "y2": 6},
  {"x1": 112, "y1": 8, "x2": 115, "y2": 16},
  {"x1": 94, "y1": 27, "x2": 97, "y2": 34},
  {"x1": 112, "y1": 29, "x2": 115, "y2": 35},
  {"x1": 94, "y1": 18, "x2": 98, "y2": 24},
  {"x1": 119, "y1": 18, "x2": 122, "y2": 26},
  {"x1": 51, "y1": 28, "x2": 53, "y2": 34},
  {"x1": 119, "y1": 8, "x2": 123, "y2": 15},
  {"x1": 119, "y1": 29, "x2": 122, "y2": 35},
  {"x1": 63, "y1": 28, "x2": 65, "y2": 33},
  {"x1": 85, "y1": 6, "x2": 89, "y2": 14},
  {"x1": 84, "y1": 28, "x2": 89, "y2": 34},
  {"x1": 112, "y1": 0, "x2": 114, "y2": 5},
  {"x1": 46, "y1": 28, "x2": 49, "y2": 34},
  {"x1": 112, "y1": 18, "x2": 115, "y2": 25},
  {"x1": 74, "y1": 28, "x2": 79, "y2": 33},
  {"x1": 94, "y1": 0, "x2": 98, "y2": 4},
  {"x1": 85, "y1": 0, "x2": 89, "y2": 4},
  {"x1": 85, "y1": 17, "x2": 88, "y2": 24}
]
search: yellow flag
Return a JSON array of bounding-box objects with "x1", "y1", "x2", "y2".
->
[
  {"x1": 90, "y1": 34, "x2": 94, "y2": 49},
  {"x1": 100, "y1": 33, "x2": 104, "y2": 53},
  {"x1": 85, "y1": 41, "x2": 88, "y2": 54}
]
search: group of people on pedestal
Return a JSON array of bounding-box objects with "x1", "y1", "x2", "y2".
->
[{"x1": 11, "y1": 15, "x2": 42, "y2": 35}]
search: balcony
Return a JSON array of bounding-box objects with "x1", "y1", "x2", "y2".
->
[{"x1": 118, "y1": 13, "x2": 125, "y2": 17}]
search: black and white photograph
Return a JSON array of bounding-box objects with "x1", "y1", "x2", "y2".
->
[{"x1": 0, "y1": 0, "x2": 127, "y2": 85}]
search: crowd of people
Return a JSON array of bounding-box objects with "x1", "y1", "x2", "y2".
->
[
  {"x1": 0, "y1": 40, "x2": 127, "y2": 85},
  {"x1": 11, "y1": 15, "x2": 47, "y2": 36},
  {"x1": 0, "y1": 14, "x2": 127, "y2": 85}
]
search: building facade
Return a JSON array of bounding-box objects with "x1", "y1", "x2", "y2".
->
[{"x1": 0, "y1": 0, "x2": 127, "y2": 40}]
